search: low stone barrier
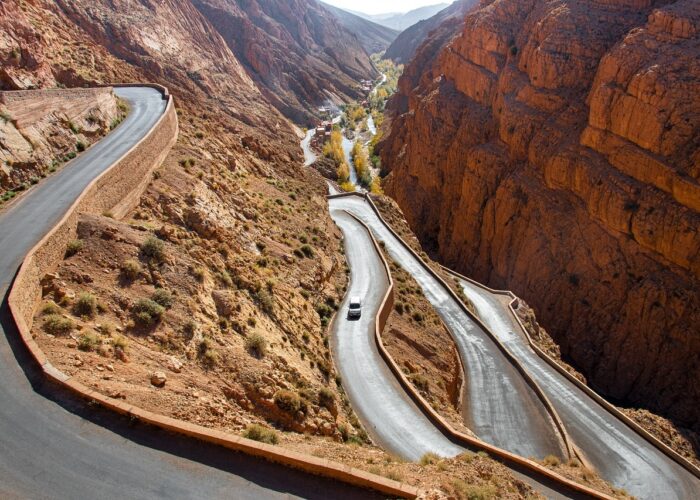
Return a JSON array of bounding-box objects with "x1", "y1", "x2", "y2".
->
[
  {"x1": 7, "y1": 86, "x2": 418, "y2": 499},
  {"x1": 331, "y1": 190, "x2": 700, "y2": 482},
  {"x1": 329, "y1": 192, "x2": 577, "y2": 459},
  {"x1": 342, "y1": 210, "x2": 612, "y2": 499},
  {"x1": 440, "y1": 267, "x2": 700, "y2": 481}
]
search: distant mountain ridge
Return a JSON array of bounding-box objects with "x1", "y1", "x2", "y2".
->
[
  {"x1": 384, "y1": 0, "x2": 477, "y2": 63},
  {"x1": 358, "y1": 3, "x2": 450, "y2": 31},
  {"x1": 322, "y1": 3, "x2": 399, "y2": 54}
]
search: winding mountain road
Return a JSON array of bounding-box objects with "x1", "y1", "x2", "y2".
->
[
  {"x1": 330, "y1": 210, "x2": 463, "y2": 460},
  {"x1": 329, "y1": 196, "x2": 566, "y2": 461},
  {"x1": 457, "y1": 278, "x2": 700, "y2": 500},
  {"x1": 0, "y1": 87, "x2": 379, "y2": 500},
  {"x1": 330, "y1": 207, "x2": 592, "y2": 500},
  {"x1": 300, "y1": 128, "x2": 317, "y2": 166}
]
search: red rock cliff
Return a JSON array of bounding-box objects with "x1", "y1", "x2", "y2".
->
[
  {"x1": 379, "y1": 0, "x2": 700, "y2": 431},
  {"x1": 192, "y1": 0, "x2": 378, "y2": 124}
]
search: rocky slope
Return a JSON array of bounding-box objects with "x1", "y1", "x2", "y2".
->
[
  {"x1": 379, "y1": 0, "x2": 700, "y2": 434},
  {"x1": 4, "y1": 0, "x2": 364, "y2": 447},
  {"x1": 384, "y1": 0, "x2": 478, "y2": 64},
  {"x1": 192, "y1": 0, "x2": 378, "y2": 124},
  {"x1": 323, "y1": 4, "x2": 399, "y2": 55},
  {"x1": 0, "y1": 1, "x2": 551, "y2": 495},
  {"x1": 1, "y1": 87, "x2": 121, "y2": 193}
]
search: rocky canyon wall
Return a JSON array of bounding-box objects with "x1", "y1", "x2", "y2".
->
[
  {"x1": 192, "y1": 0, "x2": 378, "y2": 124},
  {"x1": 379, "y1": 0, "x2": 700, "y2": 432}
]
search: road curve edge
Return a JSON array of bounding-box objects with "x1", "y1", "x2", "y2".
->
[
  {"x1": 6, "y1": 85, "x2": 418, "y2": 500},
  {"x1": 340, "y1": 209, "x2": 613, "y2": 500}
]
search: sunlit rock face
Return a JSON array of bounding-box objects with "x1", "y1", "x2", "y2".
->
[
  {"x1": 379, "y1": 0, "x2": 700, "y2": 431},
  {"x1": 192, "y1": 0, "x2": 378, "y2": 124}
]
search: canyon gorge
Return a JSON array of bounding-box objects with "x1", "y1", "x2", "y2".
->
[
  {"x1": 2, "y1": 0, "x2": 699, "y2": 497},
  {"x1": 379, "y1": 0, "x2": 700, "y2": 435}
]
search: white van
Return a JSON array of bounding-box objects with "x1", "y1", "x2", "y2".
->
[{"x1": 348, "y1": 296, "x2": 362, "y2": 319}]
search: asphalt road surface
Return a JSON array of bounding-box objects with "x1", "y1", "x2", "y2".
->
[
  {"x1": 330, "y1": 210, "x2": 464, "y2": 460},
  {"x1": 300, "y1": 128, "x2": 316, "y2": 166},
  {"x1": 0, "y1": 87, "x2": 380, "y2": 500},
  {"x1": 330, "y1": 207, "x2": 590, "y2": 500},
  {"x1": 328, "y1": 196, "x2": 566, "y2": 461},
  {"x1": 458, "y1": 278, "x2": 700, "y2": 500}
]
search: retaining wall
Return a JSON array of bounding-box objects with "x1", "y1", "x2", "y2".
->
[
  {"x1": 330, "y1": 193, "x2": 577, "y2": 458},
  {"x1": 342, "y1": 209, "x2": 611, "y2": 499},
  {"x1": 334, "y1": 190, "x2": 699, "y2": 484},
  {"x1": 6, "y1": 86, "x2": 418, "y2": 499},
  {"x1": 440, "y1": 267, "x2": 700, "y2": 481}
]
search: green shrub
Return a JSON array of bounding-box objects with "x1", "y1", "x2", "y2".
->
[
  {"x1": 113, "y1": 335, "x2": 128, "y2": 352},
  {"x1": 216, "y1": 270, "x2": 233, "y2": 288},
  {"x1": 315, "y1": 303, "x2": 333, "y2": 323},
  {"x1": 73, "y1": 292, "x2": 97, "y2": 318},
  {"x1": 317, "y1": 360, "x2": 330, "y2": 378},
  {"x1": 76, "y1": 141, "x2": 86, "y2": 152},
  {"x1": 318, "y1": 387, "x2": 335, "y2": 409},
  {"x1": 202, "y1": 349, "x2": 219, "y2": 368},
  {"x1": 151, "y1": 288, "x2": 173, "y2": 309},
  {"x1": 384, "y1": 469, "x2": 404, "y2": 482},
  {"x1": 140, "y1": 236, "x2": 165, "y2": 263},
  {"x1": 452, "y1": 480, "x2": 498, "y2": 500},
  {"x1": 121, "y1": 259, "x2": 141, "y2": 280},
  {"x1": 300, "y1": 244, "x2": 314, "y2": 258},
  {"x1": 65, "y1": 239, "x2": 83, "y2": 257},
  {"x1": 132, "y1": 298, "x2": 165, "y2": 326},
  {"x1": 78, "y1": 331, "x2": 101, "y2": 352},
  {"x1": 41, "y1": 301, "x2": 61, "y2": 315},
  {"x1": 245, "y1": 333, "x2": 267, "y2": 357},
  {"x1": 255, "y1": 288, "x2": 274, "y2": 314},
  {"x1": 420, "y1": 452, "x2": 441, "y2": 466},
  {"x1": 43, "y1": 314, "x2": 75, "y2": 335},
  {"x1": 242, "y1": 424, "x2": 278, "y2": 444},
  {"x1": 273, "y1": 390, "x2": 306, "y2": 415},
  {"x1": 410, "y1": 373, "x2": 429, "y2": 391},
  {"x1": 192, "y1": 266, "x2": 206, "y2": 282}
]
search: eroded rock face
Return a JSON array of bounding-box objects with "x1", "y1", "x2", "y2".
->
[
  {"x1": 192, "y1": 0, "x2": 378, "y2": 124},
  {"x1": 0, "y1": 88, "x2": 119, "y2": 190},
  {"x1": 379, "y1": 0, "x2": 700, "y2": 431},
  {"x1": 384, "y1": 0, "x2": 479, "y2": 64}
]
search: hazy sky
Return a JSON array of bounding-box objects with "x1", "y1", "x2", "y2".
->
[{"x1": 322, "y1": 0, "x2": 452, "y2": 16}]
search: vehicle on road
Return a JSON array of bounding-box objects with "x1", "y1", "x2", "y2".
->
[{"x1": 348, "y1": 296, "x2": 362, "y2": 319}]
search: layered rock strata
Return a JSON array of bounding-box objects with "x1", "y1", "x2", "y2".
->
[{"x1": 379, "y1": 0, "x2": 700, "y2": 432}]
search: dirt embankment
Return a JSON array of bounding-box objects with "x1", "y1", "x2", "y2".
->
[
  {"x1": 382, "y1": 253, "x2": 467, "y2": 433},
  {"x1": 0, "y1": 87, "x2": 124, "y2": 196}
]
